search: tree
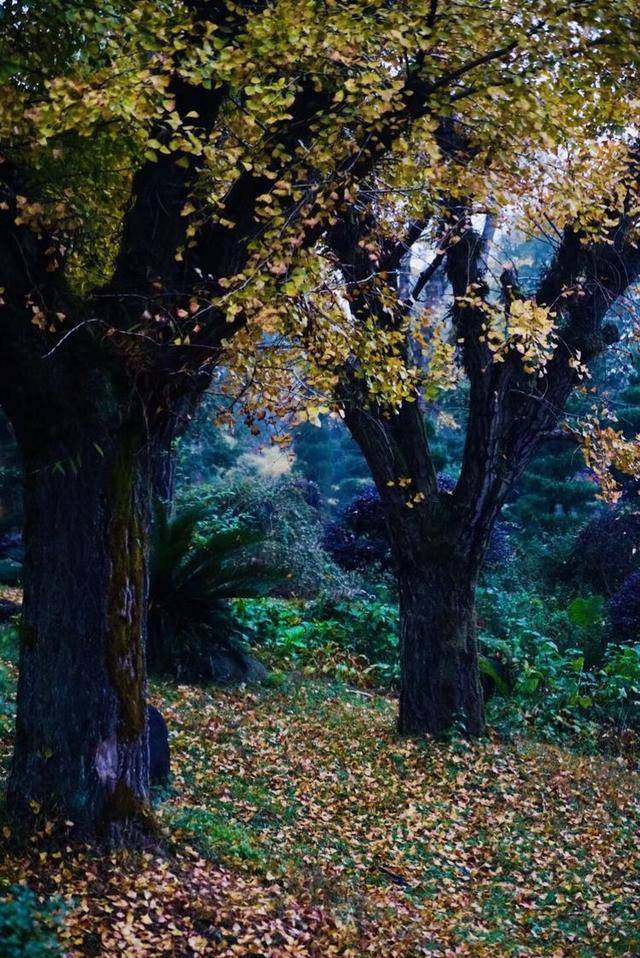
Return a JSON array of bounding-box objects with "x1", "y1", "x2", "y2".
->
[
  {"x1": 321, "y1": 128, "x2": 640, "y2": 734},
  {"x1": 2, "y1": 0, "x2": 589, "y2": 839}
]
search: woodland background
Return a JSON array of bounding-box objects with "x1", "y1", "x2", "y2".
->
[{"x1": 1, "y1": 1, "x2": 640, "y2": 955}]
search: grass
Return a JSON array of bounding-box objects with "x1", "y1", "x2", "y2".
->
[{"x1": 0, "y1": 638, "x2": 639, "y2": 955}]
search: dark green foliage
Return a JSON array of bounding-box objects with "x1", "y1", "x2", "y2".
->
[
  {"x1": 567, "y1": 508, "x2": 640, "y2": 596},
  {"x1": 0, "y1": 626, "x2": 17, "y2": 747},
  {"x1": 306, "y1": 596, "x2": 399, "y2": 664},
  {"x1": 478, "y1": 579, "x2": 640, "y2": 743},
  {"x1": 567, "y1": 594, "x2": 606, "y2": 665},
  {"x1": 567, "y1": 594, "x2": 605, "y2": 630},
  {"x1": 147, "y1": 503, "x2": 285, "y2": 680},
  {"x1": 488, "y1": 635, "x2": 640, "y2": 744},
  {"x1": 607, "y1": 571, "x2": 640, "y2": 645},
  {"x1": 232, "y1": 589, "x2": 640, "y2": 746},
  {"x1": 293, "y1": 419, "x2": 370, "y2": 510},
  {"x1": 505, "y1": 444, "x2": 596, "y2": 530},
  {"x1": 0, "y1": 886, "x2": 67, "y2": 958},
  {"x1": 233, "y1": 597, "x2": 399, "y2": 686},
  {"x1": 478, "y1": 655, "x2": 513, "y2": 698},
  {"x1": 178, "y1": 472, "x2": 359, "y2": 597}
]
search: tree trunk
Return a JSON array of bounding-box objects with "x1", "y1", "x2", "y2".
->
[
  {"x1": 152, "y1": 441, "x2": 177, "y2": 512},
  {"x1": 7, "y1": 423, "x2": 155, "y2": 843},
  {"x1": 342, "y1": 401, "x2": 485, "y2": 738},
  {"x1": 397, "y1": 561, "x2": 484, "y2": 737}
]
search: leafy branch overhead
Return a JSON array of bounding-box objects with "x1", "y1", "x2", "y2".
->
[{"x1": 2, "y1": 1, "x2": 639, "y2": 402}]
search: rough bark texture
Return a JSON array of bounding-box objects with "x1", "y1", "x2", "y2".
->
[
  {"x1": 6, "y1": 422, "x2": 154, "y2": 842},
  {"x1": 344, "y1": 403, "x2": 486, "y2": 737},
  {"x1": 398, "y1": 564, "x2": 483, "y2": 736}
]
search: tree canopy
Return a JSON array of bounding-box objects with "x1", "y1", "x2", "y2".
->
[{"x1": 2, "y1": 0, "x2": 640, "y2": 839}]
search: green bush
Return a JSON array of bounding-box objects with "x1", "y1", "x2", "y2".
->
[
  {"x1": 0, "y1": 625, "x2": 17, "y2": 746},
  {"x1": 234, "y1": 591, "x2": 640, "y2": 738},
  {"x1": 233, "y1": 597, "x2": 399, "y2": 686},
  {"x1": 178, "y1": 472, "x2": 366, "y2": 598},
  {"x1": 0, "y1": 623, "x2": 18, "y2": 662},
  {"x1": 480, "y1": 589, "x2": 640, "y2": 743},
  {"x1": 516, "y1": 641, "x2": 640, "y2": 739},
  {"x1": 477, "y1": 583, "x2": 578, "y2": 654},
  {"x1": 148, "y1": 504, "x2": 285, "y2": 680},
  {"x1": 0, "y1": 886, "x2": 67, "y2": 958},
  {"x1": 597, "y1": 644, "x2": 640, "y2": 727},
  {"x1": 475, "y1": 574, "x2": 640, "y2": 746}
]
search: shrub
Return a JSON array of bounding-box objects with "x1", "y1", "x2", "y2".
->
[
  {"x1": 0, "y1": 625, "x2": 17, "y2": 742},
  {"x1": 0, "y1": 622, "x2": 18, "y2": 661},
  {"x1": 483, "y1": 522, "x2": 514, "y2": 569},
  {"x1": 567, "y1": 508, "x2": 640, "y2": 596},
  {"x1": 607, "y1": 571, "x2": 640, "y2": 645},
  {"x1": 0, "y1": 886, "x2": 67, "y2": 958},
  {"x1": 479, "y1": 583, "x2": 640, "y2": 744},
  {"x1": 477, "y1": 582, "x2": 591, "y2": 657},
  {"x1": 148, "y1": 503, "x2": 285, "y2": 680},
  {"x1": 598, "y1": 644, "x2": 640, "y2": 730},
  {"x1": 178, "y1": 471, "x2": 357, "y2": 598},
  {"x1": 323, "y1": 486, "x2": 390, "y2": 573},
  {"x1": 233, "y1": 597, "x2": 399, "y2": 688}
]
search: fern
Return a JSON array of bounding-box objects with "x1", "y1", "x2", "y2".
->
[{"x1": 148, "y1": 503, "x2": 285, "y2": 679}]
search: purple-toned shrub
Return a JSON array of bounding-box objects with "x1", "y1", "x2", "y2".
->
[
  {"x1": 323, "y1": 485, "x2": 390, "y2": 572},
  {"x1": 570, "y1": 509, "x2": 640, "y2": 596},
  {"x1": 607, "y1": 570, "x2": 640, "y2": 645}
]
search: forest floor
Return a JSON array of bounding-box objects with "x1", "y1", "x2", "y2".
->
[{"x1": 1, "y1": 656, "x2": 639, "y2": 956}]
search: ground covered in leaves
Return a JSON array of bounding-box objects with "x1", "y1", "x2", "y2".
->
[{"x1": 1, "y1": 675, "x2": 639, "y2": 956}]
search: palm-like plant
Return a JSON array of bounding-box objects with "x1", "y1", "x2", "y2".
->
[{"x1": 148, "y1": 503, "x2": 284, "y2": 680}]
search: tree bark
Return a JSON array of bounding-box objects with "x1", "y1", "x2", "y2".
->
[
  {"x1": 6, "y1": 422, "x2": 155, "y2": 843},
  {"x1": 343, "y1": 401, "x2": 485, "y2": 737},
  {"x1": 397, "y1": 560, "x2": 484, "y2": 736},
  {"x1": 152, "y1": 441, "x2": 177, "y2": 512}
]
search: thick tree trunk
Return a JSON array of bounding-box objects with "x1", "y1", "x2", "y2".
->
[
  {"x1": 397, "y1": 561, "x2": 484, "y2": 736},
  {"x1": 152, "y1": 441, "x2": 177, "y2": 512},
  {"x1": 7, "y1": 424, "x2": 155, "y2": 842},
  {"x1": 342, "y1": 402, "x2": 485, "y2": 738}
]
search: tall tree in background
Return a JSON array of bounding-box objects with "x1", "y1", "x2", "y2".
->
[
  {"x1": 321, "y1": 132, "x2": 640, "y2": 735},
  {"x1": 1, "y1": 0, "x2": 597, "y2": 840}
]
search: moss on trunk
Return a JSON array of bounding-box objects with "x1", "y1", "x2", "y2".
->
[{"x1": 106, "y1": 427, "x2": 147, "y2": 743}]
